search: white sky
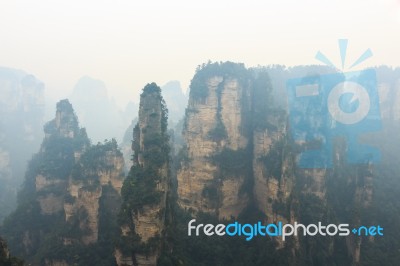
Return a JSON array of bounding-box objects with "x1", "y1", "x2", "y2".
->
[{"x1": 0, "y1": 0, "x2": 399, "y2": 107}]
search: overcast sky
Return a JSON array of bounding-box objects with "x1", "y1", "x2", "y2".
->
[{"x1": 0, "y1": 0, "x2": 399, "y2": 107}]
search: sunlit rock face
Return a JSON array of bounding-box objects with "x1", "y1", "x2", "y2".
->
[{"x1": 177, "y1": 75, "x2": 250, "y2": 219}]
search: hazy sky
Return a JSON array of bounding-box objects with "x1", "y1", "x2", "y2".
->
[{"x1": 0, "y1": 0, "x2": 399, "y2": 107}]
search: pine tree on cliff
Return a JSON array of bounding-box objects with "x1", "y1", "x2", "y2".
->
[{"x1": 116, "y1": 83, "x2": 170, "y2": 266}]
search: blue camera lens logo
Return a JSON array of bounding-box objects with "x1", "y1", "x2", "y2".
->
[{"x1": 286, "y1": 40, "x2": 382, "y2": 168}]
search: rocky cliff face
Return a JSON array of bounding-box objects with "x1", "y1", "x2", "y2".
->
[
  {"x1": 2, "y1": 99, "x2": 125, "y2": 265},
  {"x1": 253, "y1": 127, "x2": 292, "y2": 218},
  {"x1": 69, "y1": 76, "x2": 127, "y2": 143},
  {"x1": 172, "y1": 63, "x2": 396, "y2": 264},
  {"x1": 1, "y1": 63, "x2": 398, "y2": 265},
  {"x1": 161, "y1": 80, "x2": 188, "y2": 126},
  {"x1": 120, "y1": 118, "x2": 137, "y2": 173},
  {"x1": 175, "y1": 63, "x2": 296, "y2": 228},
  {"x1": 63, "y1": 142, "x2": 124, "y2": 246},
  {"x1": 376, "y1": 66, "x2": 400, "y2": 123},
  {"x1": 177, "y1": 63, "x2": 290, "y2": 222},
  {"x1": 177, "y1": 63, "x2": 253, "y2": 219},
  {"x1": 116, "y1": 83, "x2": 169, "y2": 266},
  {"x1": 0, "y1": 237, "x2": 10, "y2": 261},
  {"x1": 0, "y1": 67, "x2": 45, "y2": 223}
]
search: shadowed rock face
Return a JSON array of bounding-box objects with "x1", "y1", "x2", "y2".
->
[
  {"x1": 0, "y1": 237, "x2": 10, "y2": 261},
  {"x1": 116, "y1": 83, "x2": 169, "y2": 266}
]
